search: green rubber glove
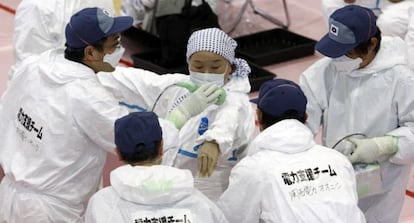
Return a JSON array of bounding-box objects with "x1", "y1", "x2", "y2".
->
[
  {"x1": 175, "y1": 81, "x2": 198, "y2": 93},
  {"x1": 166, "y1": 83, "x2": 224, "y2": 129},
  {"x1": 175, "y1": 81, "x2": 226, "y2": 105}
]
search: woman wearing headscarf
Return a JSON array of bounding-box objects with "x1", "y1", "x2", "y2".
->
[
  {"x1": 169, "y1": 28, "x2": 256, "y2": 202},
  {"x1": 96, "y1": 28, "x2": 256, "y2": 201}
]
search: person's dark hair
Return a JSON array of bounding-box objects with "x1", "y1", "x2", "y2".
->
[
  {"x1": 353, "y1": 27, "x2": 382, "y2": 55},
  {"x1": 64, "y1": 37, "x2": 107, "y2": 63},
  {"x1": 118, "y1": 141, "x2": 162, "y2": 164},
  {"x1": 260, "y1": 108, "x2": 306, "y2": 129}
]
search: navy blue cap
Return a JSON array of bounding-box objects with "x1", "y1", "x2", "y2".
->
[
  {"x1": 65, "y1": 7, "x2": 133, "y2": 48},
  {"x1": 250, "y1": 79, "x2": 307, "y2": 117},
  {"x1": 115, "y1": 112, "x2": 162, "y2": 154},
  {"x1": 316, "y1": 5, "x2": 377, "y2": 58}
]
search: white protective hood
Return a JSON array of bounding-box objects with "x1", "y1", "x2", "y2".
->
[
  {"x1": 110, "y1": 165, "x2": 195, "y2": 205},
  {"x1": 350, "y1": 36, "x2": 406, "y2": 76},
  {"x1": 218, "y1": 119, "x2": 365, "y2": 223},
  {"x1": 248, "y1": 119, "x2": 316, "y2": 155},
  {"x1": 223, "y1": 74, "x2": 251, "y2": 94}
]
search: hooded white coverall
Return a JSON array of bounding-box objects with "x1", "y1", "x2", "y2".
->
[
  {"x1": 299, "y1": 36, "x2": 414, "y2": 223},
  {"x1": 84, "y1": 165, "x2": 229, "y2": 223},
  {"x1": 217, "y1": 119, "x2": 366, "y2": 223},
  {"x1": 0, "y1": 49, "x2": 178, "y2": 222},
  {"x1": 11, "y1": 0, "x2": 115, "y2": 80},
  {"x1": 97, "y1": 67, "x2": 256, "y2": 201}
]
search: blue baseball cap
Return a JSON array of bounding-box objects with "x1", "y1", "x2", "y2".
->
[
  {"x1": 316, "y1": 5, "x2": 377, "y2": 58},
  {"x1": 115, "y1": 112, "x2": 162, "y2": 154},
  {"x1": 65, "y1": 7, "x2": 133, "y2": 48},
  {"x1": 250, "y1": 79, "x2": 307, "y2": 117}
]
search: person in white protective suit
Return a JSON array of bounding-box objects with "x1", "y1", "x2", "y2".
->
[
  {"x1": 217, "y1": 79, "x2": 366, "y2": 223},
  {"x1": 321, "y1": 0, "x2": 414, "y2": 70},
  {"x1": 0, "y1": 8, "x2": 223, "y2": 223},
  {"x1": 97, "y1": 27, "x2": 256, "y2": 202},
  {"x1": 299, "y1": 5, "x2": 414, "y2": 223},
  {"x1": 85, "y1": 112, "x2": 229, "y2": 223},
  {"x1": 10, "y1": 0, "x2": 116, "y2": 81}
]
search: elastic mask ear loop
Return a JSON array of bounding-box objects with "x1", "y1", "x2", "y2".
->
[{"x1": 223, "y1": 64, "x2": 229, "y2": 75}]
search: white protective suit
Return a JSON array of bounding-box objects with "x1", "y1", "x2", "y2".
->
[
  {"x1": 84, "y1": 165, "x2": 229, "y2": 223},
  {"x1": 0, "y1": 49, "x2": 178, "y2": 222},
  {"x1": 299, "y1": 36, "x2": 414, "y2": 223},
  {"x1": 97, "y1": 67, "x2": 256, "y2": 201},
  {"x1": 217, "y1": 119, "x2": 366, "y2": 223},
  {"x1": 11, "y1": 0, "x2": 115, "y2": 80}
]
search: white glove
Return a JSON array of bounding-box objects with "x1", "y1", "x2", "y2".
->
[
  {"x1": 166, "y1": 83, "x2": 223, "y2": 129},
  {"x1": 347, "y1": 136, "x2": 398, "y2": 164},
  {"x1": 198, "y1": 141, "x2": 220, "y2": 178},
  {"x1": 175, "y1": 81, "x2": 226, "y2": 105},
  {"x1": 332, "y1": 133, "x2": 366, "y2": 156}
]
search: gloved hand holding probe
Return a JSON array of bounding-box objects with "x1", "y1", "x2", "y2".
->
[
  {"x1": 166, "y1": 83, "x2": 226, "y2": 129},
  {"x1": 175, "y1": 81, "x2": 226, "y2": 105},
  {"x1": 347, "y1": 136, "x2": 398, "y2": 164}
]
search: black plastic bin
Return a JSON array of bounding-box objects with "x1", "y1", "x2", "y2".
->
[
  {"x1": 235, "y1": 28, "x2": 317, "y2": 66},
  {"x1": 131, "y1": 50, "x2": 275, "y2": 91},
  {"x1": 248, "y1": 62, "x2": 275, "y2": 91},
  {"x1": 131, "y1": 50, "x2": 188, "y2": 74},
  {"x1": 121, "y1": 27, "x2": 161, "y2": 54}
]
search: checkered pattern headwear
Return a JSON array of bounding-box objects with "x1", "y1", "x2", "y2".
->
[
  {"x1": 186, "y1": 28, "x2": 250, "y2": 77},
  {"x1": 187, "y1": 28, "x2": 236, "y2": 63}
]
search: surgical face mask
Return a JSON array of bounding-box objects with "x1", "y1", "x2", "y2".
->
[
  {"x1": 103, "y1": 46, "x2": 125, "y2": 68},
  {"x1": 189, "y1": 66, "x2": 227, "y2": 86},
  {"x1": 332, "y1": 55, "x2": 363, "y2": 73},
  {"x1": 189, "y1": 72, "x2": 225, "y2": 87}
]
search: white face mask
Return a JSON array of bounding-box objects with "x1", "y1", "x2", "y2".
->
[
  {"x1": 189, "y1": 65, "x2": 228, "y2": 86},
  {"x1": 332, "y1": 55, "x2": 363, "y2": 73},
  {"x1": 103, "y1": 46, "x2": 125, "y2": 68}
]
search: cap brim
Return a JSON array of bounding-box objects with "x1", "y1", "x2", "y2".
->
[
  {"x1": 316, "y1": 34, "x2": 358, "y2": 58},
  {"x1": 106, "y1": 16, "x2": 133, "y2": 36},
  {"x1": 250, "y1": 98, "x2": 259, "y2": 104}
]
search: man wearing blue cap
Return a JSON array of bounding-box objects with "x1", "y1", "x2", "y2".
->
[
  {"x1": 85, "y1": 112, "x2": 228, "y2": 223},
  {"x1": 0, "y1": 7, "x2": 222, "y2": 223},
  {"x1": 321, "y1": 0, "x2": 414, "y2": 71},
  {"x1": 300, "y1": 5, "x2": 414, "y2": 223},
  {"x1": 9, "y1": 0, "x2": 116, "y2": 81},
  {"x1": 217, "y1": 78, "x2": 365, "y2": 223},
  {"x1": 0, "y1": 7, "x2": 134, "y2": 223}
]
